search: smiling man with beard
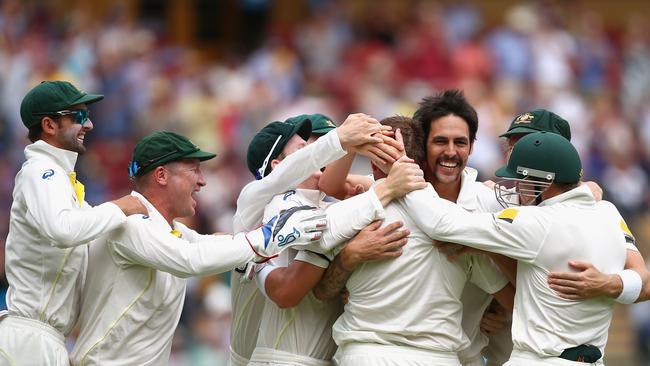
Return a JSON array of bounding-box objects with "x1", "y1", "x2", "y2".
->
[{"x1": 0, "y1": 81, "x2": 148, "y2": 366}]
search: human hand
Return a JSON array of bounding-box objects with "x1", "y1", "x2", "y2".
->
[
  {"x1": 547, "y1": 260, "x2": 621, "y2": 300},
  {"x1": 247, "y1": 206, "x2": 327, "y2": 262},
  {"x1": 480, "y1": 302, "x2": 508, "y2": 334},
  {"x1": 433, "y1": 240, "x2": 479, "y2": 260},
  {"x1": 112, "y1": 195, "x2": 148, "y2": 216},
  {"x1": 354, "y1": 129, "x2": 405, "y2": 165},
  {"x1": 582, "y1": 181, "x2": 603, "y2": 201},
  {"x1": 382, "y1": 155, "x2": 426, "y2": 199},
  {"x1": 337, "y1": 113, "x2": 390, "y2": 150},
  {"x1": 339, "y1": 220, "x2": 409, "y2": 271}
]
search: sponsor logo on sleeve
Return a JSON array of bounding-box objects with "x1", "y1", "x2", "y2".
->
[{"x1": 42, "y1": 169, "x2": 55, "y2": 180}]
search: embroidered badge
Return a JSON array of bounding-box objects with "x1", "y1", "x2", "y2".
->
[
  {"x1": 514, "y1": 112, "x2": 534, "y2": 124},
  {"x1": 497, "y1": 208, "x2": 519, "y2": 223}
]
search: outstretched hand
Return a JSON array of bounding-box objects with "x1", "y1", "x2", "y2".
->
[{"x1": 547, "y1": 261, "x2": 620, "y2": 300}]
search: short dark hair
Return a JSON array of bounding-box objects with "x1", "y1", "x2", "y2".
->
[
  {"x1": 379, "y1": 115, "x2": 425, "y2": 169},
  {"x1": 413, "y1": 89, "x2": 478, "y2": 144},
  {"x1": 27, "y1": 116, "x2": 62, "y2": 142}
]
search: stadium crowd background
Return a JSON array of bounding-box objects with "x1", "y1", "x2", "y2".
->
[{"x1": 0, "y1": 0, "x2": 649, "y2": 365}]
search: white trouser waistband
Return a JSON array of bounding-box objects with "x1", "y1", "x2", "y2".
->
[
  {"x1": 341, "y1": 343, "x2": 460, "y2": 363},
  {"x1": 250, "y1": 347, "x2": 332, "y2": 366},
  {"x1": 228, "y1": 345, "x2": 249, "y2": 366},
  {"x1": 510, "y1": 350, "x2": 596, "y2": 365},
  {"x1": 0, "y1": 312, "x2": 65, "y2": 346}
]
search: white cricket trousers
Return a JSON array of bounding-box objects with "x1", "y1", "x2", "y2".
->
[
  {"x1": 461, "y1": 353, "x2": 485, "y2": 366},
  {"x1": 337, "y1": 343, "x2": 461, "y2": 366},
  {"x1": 248, "y1": 347, "x2": 332, "y2": 366},
  {"x1": 505, "y1": 350, "x2": 600, "y2": 366},
  {"x1": 227, "y1": 345, "x2": 249, "y2": 366},
  {"x1": 0, "y1": 312, "x2": 68, "y2": 366}
]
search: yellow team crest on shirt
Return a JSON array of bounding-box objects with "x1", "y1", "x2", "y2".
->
[
  {"x1": 497, "y1": 208, "x2": 519, "y2": 223},
  {"x1": 620, "y1": 219, "x2": 636, "y2": 245}
]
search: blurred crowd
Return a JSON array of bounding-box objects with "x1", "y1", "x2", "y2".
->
[{"x1": 1, "y1": 0, "x2": 650, "y2": 365}]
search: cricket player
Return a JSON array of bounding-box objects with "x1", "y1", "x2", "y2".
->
[
  {"x1": 401, "y1": 131, "x2": 629, "y2": 365},
  {"x1": 69, "y1": 131, "x2": 329, "y2": 365},
  {"x1": 456, "y1": 108, "x2": 575, "y2": 366},
  {"x1": 248, "y1": 120, "x2": 422, "y2": 365},
  {"x1": 0, "y1": 81, "x2": 147, "y2": 366},
  {"x1": 229, "y1": 113, "x2": 400, "y2": 365}
]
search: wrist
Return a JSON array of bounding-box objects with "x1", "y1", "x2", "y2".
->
[
  {"x1": 337, "y1": 249, "x2": 358, "y2": 272},
  {"x1": 606, "y1": 273, "x2": 623, "y2": 298},
  {"x1": 615, "y1": 269, "x2": 642, "y2": 304},
  {"x1": 337, "y1": 129, "x2": 351, "y2": 151},
  {"x1": 373, "y1": 182, "x2": 394, "y2": 207}
]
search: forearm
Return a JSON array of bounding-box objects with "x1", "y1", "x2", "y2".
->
[
  {"x1": 265, "y1": 261, "x2": 326, "y2": 308},
  {"x1": 313, "y1": 254, "x2": 353, "y2": 301},
  {"x1": 489, "y1": 254, "x2": 518, "y2": 286},
  {"x1": 319, "y1": 152, "x2": 356, "y2": 199}
]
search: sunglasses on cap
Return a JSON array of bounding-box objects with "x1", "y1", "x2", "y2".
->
[{"x1": 35, "y1": 109, "x2": 91, "y2": 126}]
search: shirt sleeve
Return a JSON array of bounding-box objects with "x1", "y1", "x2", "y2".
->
[
  {"x1": 464, "y1": 254, "x2": 509, "y2": 295},
  {"x1": 400, "y1": 185, "x2": 549, "y2": 263},
  {"x1": 320, "y1": 188, "x2": 386, "y2": 253},
  {"x1": 21, "y1": 163, "x2": 127, "y2": 248},
  {"x1": 110, "y1": 215, "x2": 256, "y2": 278},
  {"x1": 233, "y1": 129, "x2": 346, "y2": 232},
  {"x1": 294, "y1": 250, "x2": 330, "y2": 269}
]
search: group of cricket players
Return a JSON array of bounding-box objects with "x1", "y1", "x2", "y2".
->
[{"x1": 0, "y1": 80, "x2": 647, "y2": 366}]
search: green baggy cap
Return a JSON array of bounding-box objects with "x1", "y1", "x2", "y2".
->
[
  {"x1": 246, "y1": 120, "x2": 312, "y2": 179},
  {"x1": 129, "y1": 131, "x2": 216, "y2": 177},
  {"x1": 500, "y1": 109, "x2": 571, "y2": 141},
  {"x1": 20, "y1": 81, "x2": 104, "y2": 128},
  {"x1": 285, "y1": 113, "x2": 336, "y2": 135}
]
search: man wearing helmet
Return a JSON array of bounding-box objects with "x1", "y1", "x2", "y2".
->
[{"x1": 398, "y1": 131, "x2": 629, "y2": 365}]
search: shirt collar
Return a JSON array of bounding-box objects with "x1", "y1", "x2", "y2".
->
[
  {"x1": 294, "y1": 189, "x2": 325, "y2": 207},
  {"x1": 25, "y1": 140, "x2": 78, "y2": 173},
  {"x1": 539, "y1": 184, "x2": 595, "y2": 207},
  {"x1": 456, "y1": 167, "x2": 479, "y2": 210},
  {"x1": 130, "y1": 190, "x2": 178, "y2": 231}
]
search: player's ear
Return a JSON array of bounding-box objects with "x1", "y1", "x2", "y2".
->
[
  {"x1": 41, "y1": 117, "x2": 58, "y2": 137},
  {"x1": 152, "y1": 166, "x2": 169, "y2": 186},
  {"x1": 270, "y1": 158, "x2": 281, "y2": 171}
]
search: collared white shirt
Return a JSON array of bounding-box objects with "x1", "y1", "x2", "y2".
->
[
  {"x1": 333, "y1": 172, "x2": 508, "y2": 353},
  {"x1": 5, "y1": 140, "x2": 126, "y2": 335},
  {"x1": 230, "y1": 129, "x2": 347, "y2": 360},
  {"x1": 402, "y1": 184, "x2": 628, "y2": 358},
  {"x1": 70, "y1": 192, "x2": 256, "y2": 365},
  {"x1": 254, "y1": 188, "x2": 384, "y2": 361}
]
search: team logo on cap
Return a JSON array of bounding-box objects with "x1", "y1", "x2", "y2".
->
[
  {"x1": 326, "y1": 120, "x2": 335, "y2": 128},
  {"x1": 514, "y1": 112, "x2": 534, "y2": 124}
]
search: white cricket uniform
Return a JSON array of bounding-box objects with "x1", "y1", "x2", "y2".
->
[
  {"x1": 250, "y1": 188, "x2": 385, "y2": 366},
  {"x1": 70, "y1": 191, "x2": 256, "y2": 366},
  {"x1": 332, "y1": 175, "x2": 509, "y2": 366},
  {"x1": 229, "y1": 129, "x2": 346, "y2": 365},
  {"x1": 401, "y1": 184, "x2": 628, "y2": 364},
  {"x1": 0, "y1": 141, "x2": 127, "y2": 366}
]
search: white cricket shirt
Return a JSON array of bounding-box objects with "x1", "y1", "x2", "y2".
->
[
  {"x1": 402, "y1": 184, "x2": 628, "y2": 358},
  {"x1": 4, "y1": 140, "x2": 126, "y2": 335},
  {"x1": 230, "y1": 129, "x2": 347, "y2": 360},
  {"x1": 332, "y1": 174, "x2": 508, "y2": 353},
  {"x1": 70, "y1": 192, "x2": 256, "y2": 365}
]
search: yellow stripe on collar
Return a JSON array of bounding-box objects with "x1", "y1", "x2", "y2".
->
[
  {"x1": 170, "y1": 229, "x2": 182, "y2": 238},
  {"x1": 69, "y1": 172, "x2": 85, "y2": 207}
]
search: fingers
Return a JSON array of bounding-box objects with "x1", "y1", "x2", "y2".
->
[
  {"x1": 378, "y1": 220, "x2": 404, "y2": 234},
  {"x1": 394, "y1": 128, "x2": 404, "y2": 151},
  {"x1": 547, "y1": 278, "x2": 582, "y2": 288},
  {"x1": 305, "y1": 232, "x2": 322, "y2": 242},
  {"x1": 362, "y1": 220, "x2": 384, "y2": 232},
  {"x1": 302, "y1": 218, "x2": 328, "y2": 232},
  {"x1": 383, "y1": 228, "x2": 410, "y2": 243},
  {"x1": 548, "y1": 284, "x2": 583, "y2": 299},
  {"x1": 567, "y1": 260, "x2": 594, "y2": 271},
  {"x1": 547, "y1": 271, "x2": 582, "y2": 282}
]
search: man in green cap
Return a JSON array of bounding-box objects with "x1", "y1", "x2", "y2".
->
[
  {"x1": 0, "y1": 81, "x2": 147, "y2": 365},
  {"x1": 398, "y1": 131, "x2": 629, "y2": 365},
  {"x1": 229, "y1": 113, "x2": 405, "y2": 365},
  {"x1": 70, "y1": 131, "x2": 329, "y2": 366}
]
